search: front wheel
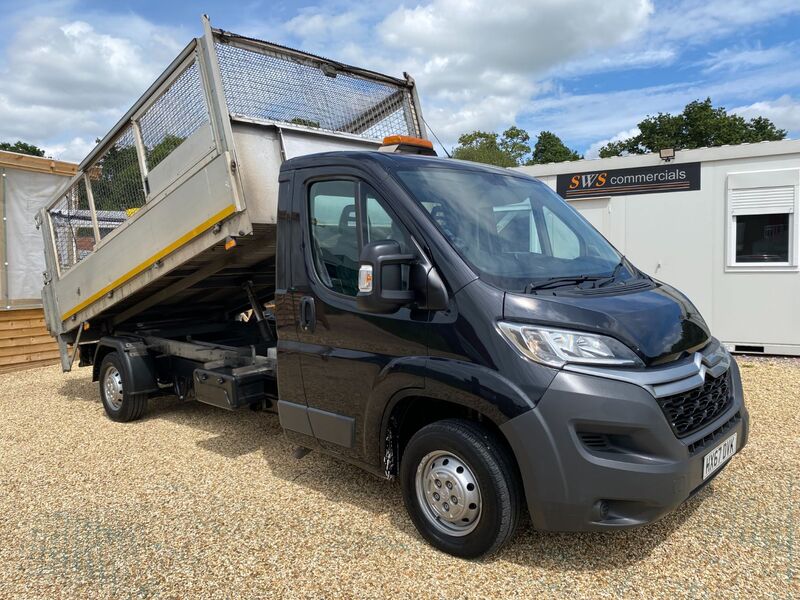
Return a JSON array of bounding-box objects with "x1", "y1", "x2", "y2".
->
[
  {"x1": 98, "y1": 352, "x2": 147, "y2": 422},
  {"x1": 400, "y1": 419, "x2": 522, "y2": 558}
]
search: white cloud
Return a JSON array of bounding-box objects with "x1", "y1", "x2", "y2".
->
[
  {"x1": 556, "y1": 48, "x2": 677, "y2": 78},
  {"x1": 41, "y1": 137, "x2": 96, "y2": 163},
  {"x1": 732, "y1": 95, "x2": 800, "y2": 135},
  {"x1": 283, "y1": 9, "x2": 364, "y2": 43},
  {"x1": 585, "y1": 127, "x2": 641, "y2": 159},
  {"x1": 652, "y1": 0, "x2": 800, "y2": 43},
  {"x1": 0, "y1": 14, "x2": 183, "y2": 160},
  {"x1": 699, "y1": 43, "x2": 796, "y2": 73},
  {"x1": 525, "y1": 59, "x2": 800, "y2": 155},
  {"x1": 371, "y1": 0, "x2": 655, "y2": 144}
]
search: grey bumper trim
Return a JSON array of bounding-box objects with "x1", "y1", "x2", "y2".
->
[{"x1": 563, "y1": 338, "x2": 730, "y2": 398}]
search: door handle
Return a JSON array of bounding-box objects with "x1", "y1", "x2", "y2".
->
[{"x1": 299, "y1": 296, "x2": 316, "y2": 333}]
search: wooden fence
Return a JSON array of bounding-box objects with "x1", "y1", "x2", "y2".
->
[{"x1": 0, "y1": 308, "x2": 60, "y2": 373}]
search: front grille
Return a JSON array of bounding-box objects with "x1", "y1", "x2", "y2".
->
[
  {"x1": 687, "y1": 411, "x2": 741, "y2": 455},
  {"x1": 657, "y1": 372, "x2": 733, "y2": 438}
]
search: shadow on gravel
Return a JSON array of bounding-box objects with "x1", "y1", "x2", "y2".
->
[
  {"x1": 59, "y1": 378, "x2": 709, "y2": 570},
  {"x1": 60, "y1": 377, "x2": 98, "y2": 404},
  {"x1": 495, "y1": 488, "x2": 708, "y2": 570},
  {"x1": 159, "y1": 400, "x2": 709, "y2": 569}
]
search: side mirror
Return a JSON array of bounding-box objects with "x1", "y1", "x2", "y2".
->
[{"x1": 357, "y1": 240, "x2": 416, "y2": 313}]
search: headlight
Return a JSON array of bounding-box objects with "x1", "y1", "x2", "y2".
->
[{"x1": 497, "y1": 322, "x2": 643, "y2": 368}]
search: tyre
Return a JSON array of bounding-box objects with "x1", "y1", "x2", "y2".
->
[
  {"x1": 400, "y1": 418, "x2": 522, "y2": 559},
  {"x1": 98, "y1": 352, "x2": 148, "y2": 422}
]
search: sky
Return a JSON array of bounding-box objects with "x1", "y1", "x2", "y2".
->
[{"x1": 0, "y1": 0, "x2": 799, "y2": 162}]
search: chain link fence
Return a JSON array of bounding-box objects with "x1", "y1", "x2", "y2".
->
[
  {"x1": 44, "y1": 34, "x2": 423, "y2": 278},
  {"x1": 48, "y1": 179, "x2": 94, "y2": 273},
  {"x1": 87, "y1": 125, "x2": 146, "y2": 238},
  {"x1": 215, "y1": 42, "x2": 420, "y2": 140},
  {"x1": 138, "y1": 60, "x2": 210, "y2": 171}
]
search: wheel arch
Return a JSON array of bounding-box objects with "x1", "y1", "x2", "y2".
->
[
  {"x1": 379, "y1": 392, "x2": 523, "y2": 482},
  {"x1": 92, "y1": 336, "x2": 159, "y2": 394}
]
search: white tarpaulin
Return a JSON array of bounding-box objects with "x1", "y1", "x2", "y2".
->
[{"x1": 4, "y1": 169, "x2": 70, "y2": 303}]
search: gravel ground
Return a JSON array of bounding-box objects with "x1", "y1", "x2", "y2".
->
[{"x1": 0, "y1": 357, "x2": 797, "y2": 599}]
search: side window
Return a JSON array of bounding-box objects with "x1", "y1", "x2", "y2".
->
[
  {"x1": 309, "y1": 180, "x2": 412, "y2": 297},
  {"x1": 309, "y1": 180, "x2": 359, "y2": 296},
  {"x1": 543, "y1": 206, "x2": 580, "y2": 259},
  {"x1": 364, "y1": 186, "x2": 410, "y2": 252}
]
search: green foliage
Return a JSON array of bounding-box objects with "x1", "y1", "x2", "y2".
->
[
  {"x1": 0, "y1": 140, "x2": 45, "y2": 157},
  {"x1": 498, "y1": 126, "x2": 532, "y2": 165},
  {"x1": 290, "y1": 117, "x2": 321, "y2": 128},
  {"x1": 452, "y1": 130, "x2": 519, "y2": 167},
  {"x1": 599, "y1": 98, "x2": 787, "y2": 158},
  {"x1": 147, "y1": 134, "x2": 185, "y2": 170},
  {"x1": 452, "y1": 127, "x2": 581, "y2": 167},
  {"x1": 529, "y1": 131, "x2": 582, "y2": 164},
  {"x1": 91, "y1": 143, "x2": 145, "y2": 212},
  {"x1": 90, "y1": 135, "x2": 185, "y2": 212}
]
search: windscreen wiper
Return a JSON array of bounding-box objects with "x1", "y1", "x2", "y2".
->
[
  {"x1": 525, "y1": 275, "x2": 599, "y2": 293},
  {"x1": 596, "y1": 257, "x2": 627, "y2": 287}
]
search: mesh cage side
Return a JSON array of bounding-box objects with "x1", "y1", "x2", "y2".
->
[
  {"x1": 138, "y1": 60, "x2": 210, "y2": 171},
  {"x1": 48, "y1": 179, "x2": 94, "y2": 273},
  {"x1": 87, "y1": 125, "x2": 146, "y2": 238},
  {"x1": 215, "y1": 42, "x2": 419, "y2": 139}
]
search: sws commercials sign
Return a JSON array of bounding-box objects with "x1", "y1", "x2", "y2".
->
[{"x1": 556, "y1": 162, "x2": 701, "y2": 199}]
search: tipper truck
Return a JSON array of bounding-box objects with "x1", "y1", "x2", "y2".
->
[{"x1": 39, "y1": 17, "x2": 749, "y2": 558}]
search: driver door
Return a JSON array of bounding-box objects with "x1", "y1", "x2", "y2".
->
[{"x1": 291, "y1": 167, "x2": 428, "y2": 465}]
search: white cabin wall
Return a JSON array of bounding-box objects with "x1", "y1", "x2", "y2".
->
[{"x1": 707, "y1": 154, "x2": 800, "y2": 348}]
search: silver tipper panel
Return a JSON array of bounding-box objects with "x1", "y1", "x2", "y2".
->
[{"x1": 38, "y1": 17, "x2": 426, "y2": 370}]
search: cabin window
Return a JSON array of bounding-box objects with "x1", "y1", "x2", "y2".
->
[
  {"x1": 308, "y1": 180, "x2": 411, "y2": 296},
  {"x1": 727, "y1": 172, "x2": 798, "y2": 270}
]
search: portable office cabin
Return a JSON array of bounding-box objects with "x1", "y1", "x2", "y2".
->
[{"x1": 515, "y1": 139, "x2": 800, "y2": 356}]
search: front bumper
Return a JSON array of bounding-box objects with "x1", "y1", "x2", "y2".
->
[{"x1": 500, "y1": 358, "x2": 749, "y2": 531}]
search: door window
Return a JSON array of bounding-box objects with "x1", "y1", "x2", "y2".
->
[
  {"x1": 309, "y1": 180, "x2": 359, "y2": 295},
  {"x1": 309, "y1": 180, "x2": 411, "y2": 296},
  {"x1": 364, "y1": 188, "x2": 410, "y2": 251}
]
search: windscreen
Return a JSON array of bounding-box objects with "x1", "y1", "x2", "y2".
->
[{"x1": 394, "y1": 166, "x2": 624, "y2": 291}]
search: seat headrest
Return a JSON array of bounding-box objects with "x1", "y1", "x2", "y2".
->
[{"x1": 338, "y1": 204, "x2": 357, "y2": 233}]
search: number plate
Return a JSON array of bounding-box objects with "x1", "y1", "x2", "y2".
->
[{"x1": 702, "y1": 433, "x2": 737, "y2": 480}]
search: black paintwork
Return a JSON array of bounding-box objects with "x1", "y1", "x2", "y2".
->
[
  {"x1": 504, "y1": 282, "x2": 710, "y2": 366},
  {"x1": 92, "y1": 149, "x2": 739, "y2": 532},
  {"x1": 274, "y1": 151, "x2": 715, "y2": 476}
]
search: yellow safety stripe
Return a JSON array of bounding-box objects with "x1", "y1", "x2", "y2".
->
[{"x1": 61, "y1": 204, "x2": 237, "y2": 322}]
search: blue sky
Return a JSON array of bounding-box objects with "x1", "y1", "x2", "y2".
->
[{"x1": 0, "y1": 0, "x2": 798, "y2": 161}]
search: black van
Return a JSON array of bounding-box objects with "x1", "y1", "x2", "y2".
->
[
  {"x1": 269, "y1": 151, "x2": 749, "y2": 557},
  {"x1": 77, "y1": 149, "x2": 748, "y2": 559}
]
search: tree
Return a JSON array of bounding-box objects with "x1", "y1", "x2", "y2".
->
[
  {"x1": 528, "y1": 131, "x2": 582, "y2": 164},
  {"x1": 451, "y1": 129, "x2": 521, "y2": 167},
  {"x1": 146, "y1": 134, "x2": 185, "y2": 169},
  {"x1": 599, "y1": 98, "x2": 787, "y2": 157},
  {"x1": 91, "y1": 142, "x2": 145, "y2": 212},
  {"x1": 498, "y1": 126, "x2": 532, "y2": 165},
  {"x1": 0, "y1": 140, "x2": 45, "y2": 157},
  {"x1": 452, "y1": 127, "x2": 581, "y2": 166}
]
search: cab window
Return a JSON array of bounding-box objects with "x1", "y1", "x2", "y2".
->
[{"x1": 309, "y1": 180, "x2": 410, "y2": 296}]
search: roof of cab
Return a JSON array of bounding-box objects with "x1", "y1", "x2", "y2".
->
[{"x1": 280, "y1": 150, "x2": 539, "y2": 180}]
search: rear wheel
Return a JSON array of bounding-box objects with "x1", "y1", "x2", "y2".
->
[
  {"x1": 400, "y1": 419, "x2": 522, "y2": 558},
  {"x1": 98, "y1": 352, "x2": 147, "y2": 422}
]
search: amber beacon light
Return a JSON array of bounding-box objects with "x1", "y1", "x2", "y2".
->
[{"x1": 379, "y1": 135, "x2": 437, "y2": 156}]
